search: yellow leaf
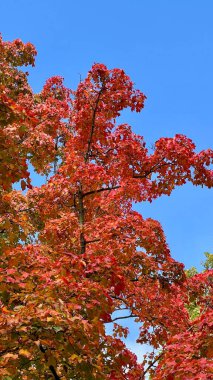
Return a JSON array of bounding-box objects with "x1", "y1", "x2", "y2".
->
[
  {"x1": 70, "y1": 353, "x2": 82, "y2": 362},
  {"x1": 19, "y1": 349, "x2": 31, "y2": 358}
]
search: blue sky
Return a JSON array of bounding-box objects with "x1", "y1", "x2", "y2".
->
[
  {"x1": 1, "y1": 0, "x2": 213, "y2": 362},
  {"x1": 1, "y1": 0, "x2": 212, "y2": 270}
]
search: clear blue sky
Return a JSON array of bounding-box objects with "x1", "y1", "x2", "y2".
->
[{"x1": 1, "y1": 0, "x2": 212, "y2": 271}]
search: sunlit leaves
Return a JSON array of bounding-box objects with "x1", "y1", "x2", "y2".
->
[{"x1": 0, "y1": 35, "x2": 212, "y2": 379}]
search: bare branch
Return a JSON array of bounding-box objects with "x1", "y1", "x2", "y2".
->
[
  {"x1": 85, "y1": 238, "x2": 100, "y2": 245},
  {"x1": 141, "y1": 352, "x2": 164, "y2": 379},
  {"x1": 133, "y1": 158, "x2": 177, "y2": 179},
  {"x1": 83, "y1": 185, "x2": 120, "y2": 197},
  {"x1": 106, "y1": 313, "x2": 137, "y2": 323}
]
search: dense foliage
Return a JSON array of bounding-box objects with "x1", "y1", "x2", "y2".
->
[{"x1": 0, "y1": 35, "x2": 212, "y2": 379}]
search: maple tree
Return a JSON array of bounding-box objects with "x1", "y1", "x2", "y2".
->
[{"x1": 0, "y1": 35, "x2": 213, "y2": 379}]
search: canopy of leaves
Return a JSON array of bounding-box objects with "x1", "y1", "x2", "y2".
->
[{"x1": 0, "y1": 35, "x2": 212, "y2": 379}]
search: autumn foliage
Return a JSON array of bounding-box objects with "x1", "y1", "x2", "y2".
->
[{"x1": 0, "y1": 35, "x2": 213, "y2": 379}]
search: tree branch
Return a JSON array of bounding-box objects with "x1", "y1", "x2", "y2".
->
[
  {"x1": 49, "y1": 365, "x2": 61, "y2": 380},
  {"x1": 85, "y1": 238, "x2": 100, "y2": 245},
  {"x1": 106, "y1": 313, "x2": 137, "y2": 323},
  {"x1": 39, "y1": 344, "x2": 60, "y2": 380},
  {"x1": 133, "y1": 158, "x2": 177, "y2": 179},
  {"x1": 77, "y1": 186, "x2": 86, "y2": 254},
  {"x1": 83, "y1": 185, "x2": 120, "y2": 197},
  {"x1": 0, "y1": 346, "x2": 19, "y2": 357},
  {"x1": 141, "y1": 352, "x2": 164, "y2": 379},
  {"x1": 84, "y1": 84, "x2": 105, "y2": 162},
  {"x1": 53, "y1": 135, "x2": 59, "y2": 175}
]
